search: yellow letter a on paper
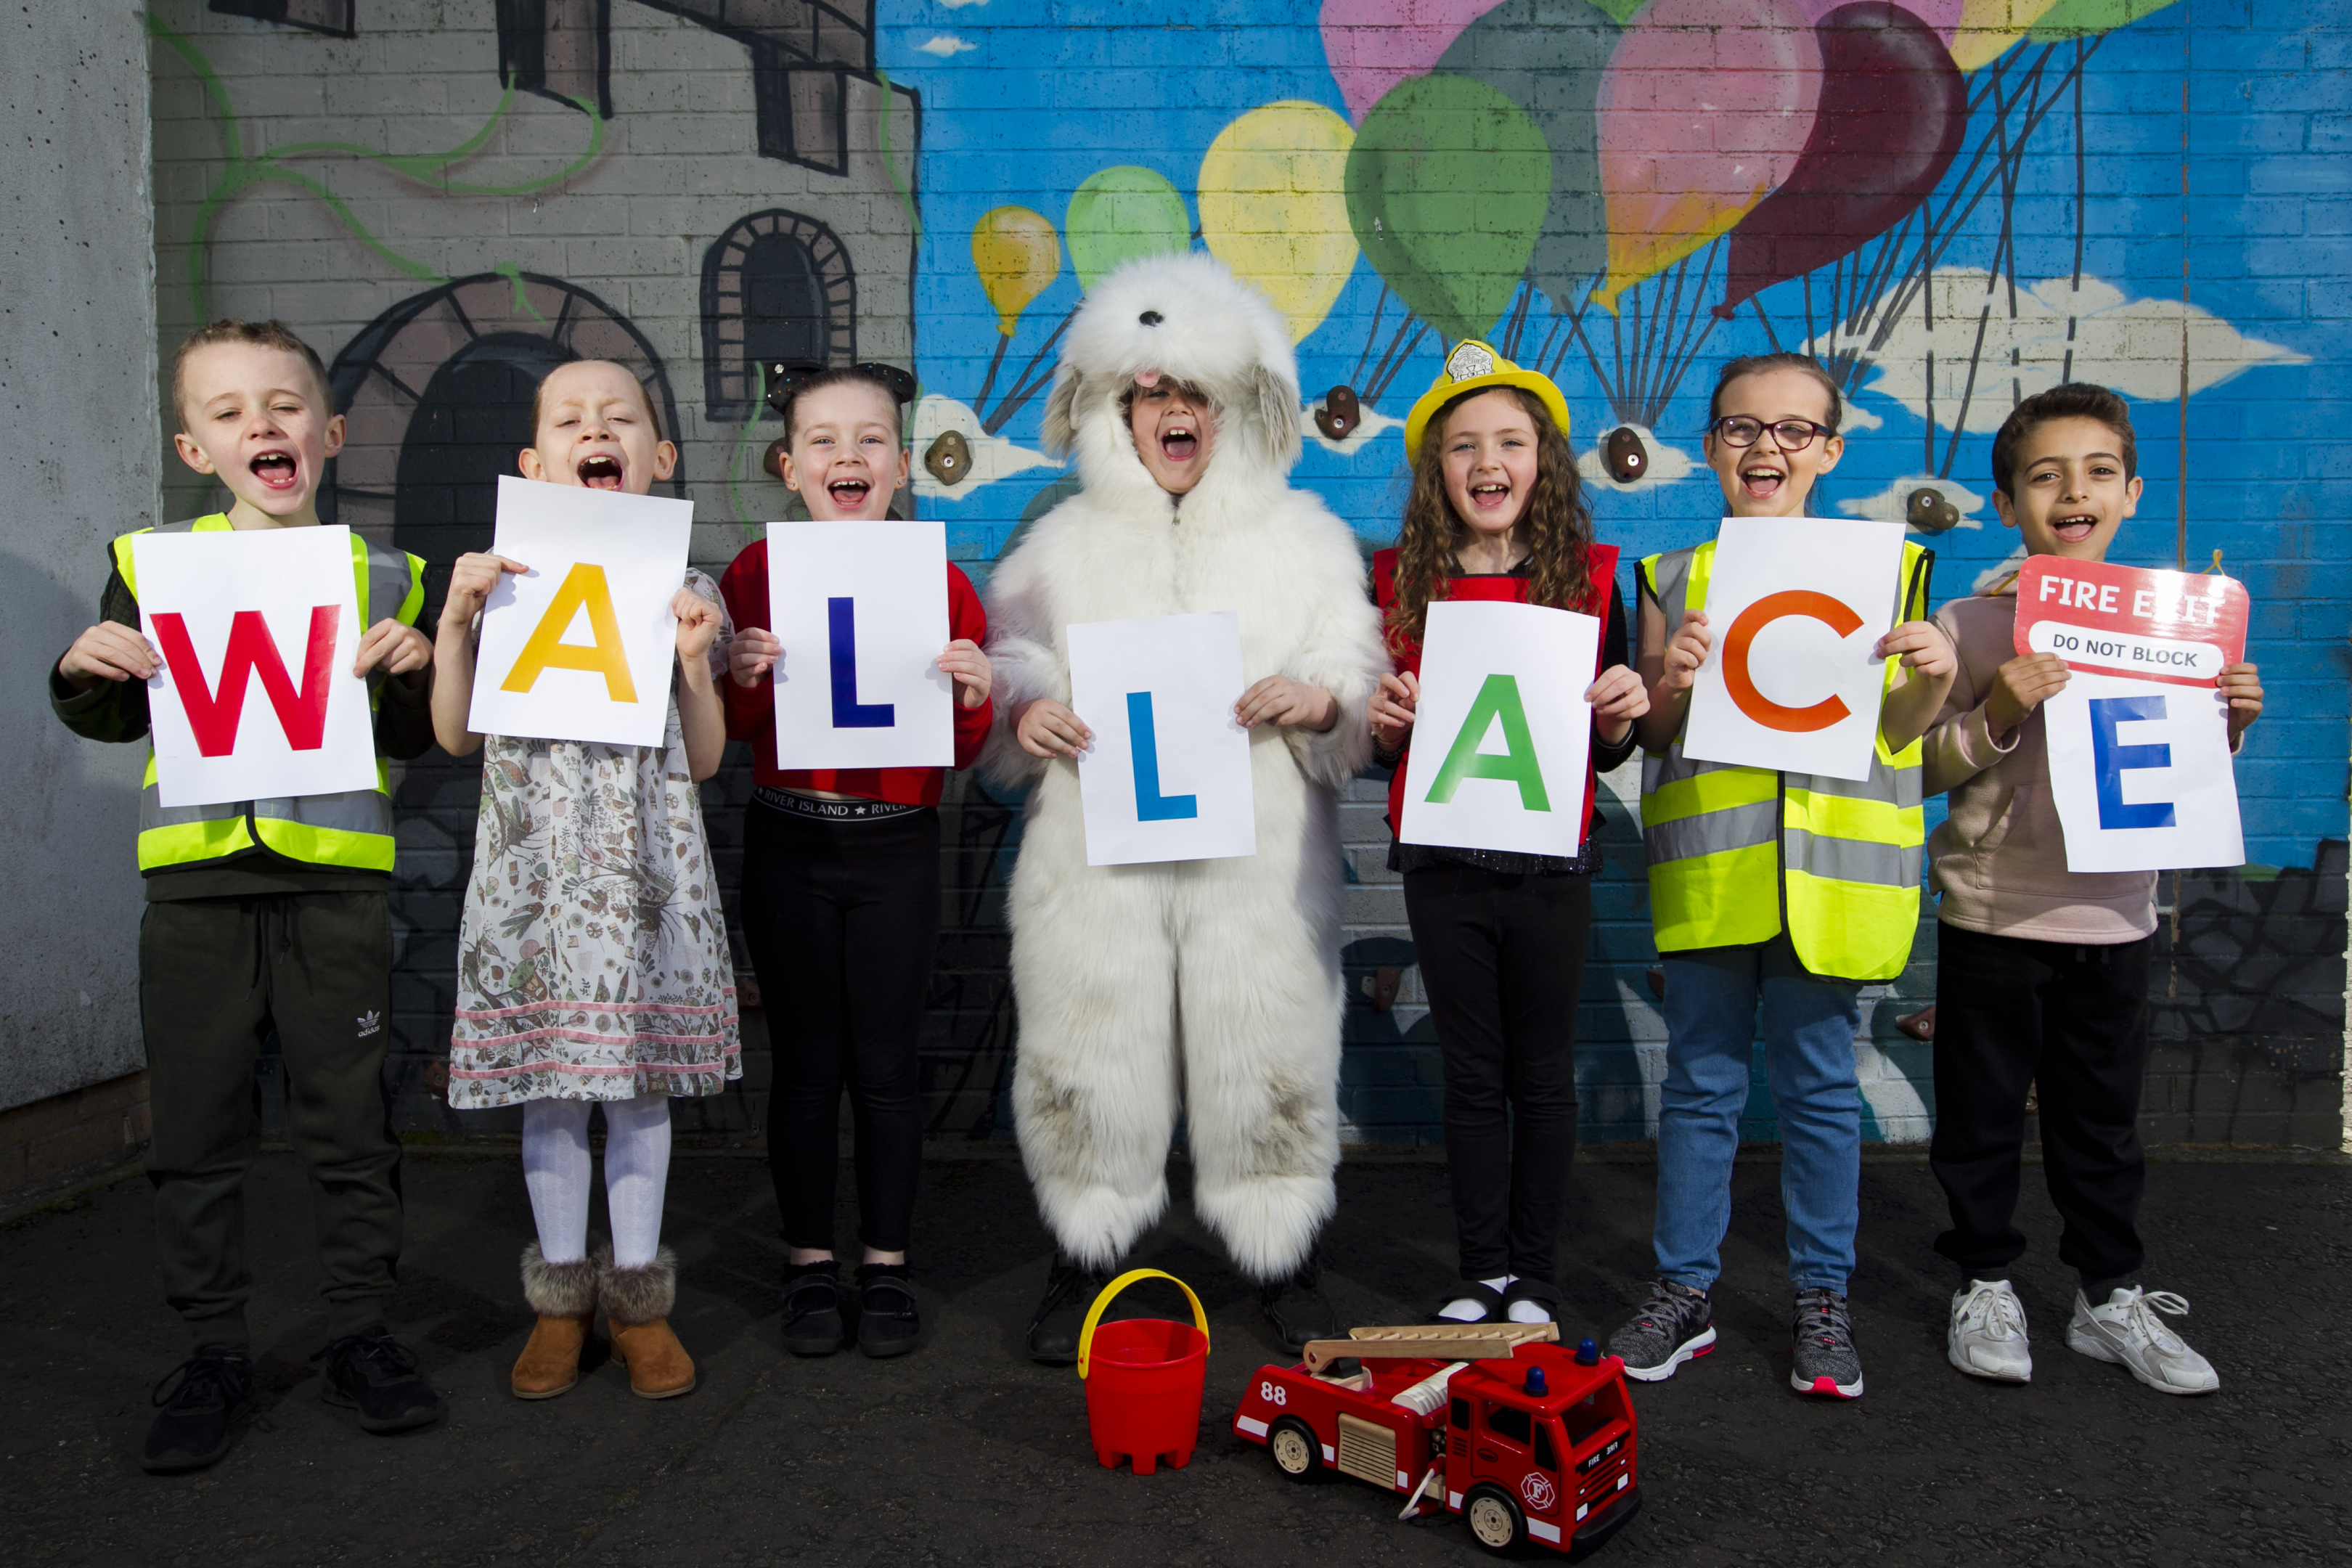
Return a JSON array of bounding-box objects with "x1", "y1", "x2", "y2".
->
[{"x1": 501, "y1": 563, "x2": 638, "y2": 703}]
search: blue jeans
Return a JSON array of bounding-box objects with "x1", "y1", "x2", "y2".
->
[{"x1": 1654, "y1": 937, "x2": 1862, "y2": 1293}]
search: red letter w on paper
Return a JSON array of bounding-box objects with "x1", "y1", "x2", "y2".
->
[{"x1": 150, "y1": 606, "x2": 340, "y2": 756}]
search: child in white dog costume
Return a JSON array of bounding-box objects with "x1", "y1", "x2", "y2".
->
[{"x1": 984, "y1": 253, "x2": 1387, "y2": 1360}]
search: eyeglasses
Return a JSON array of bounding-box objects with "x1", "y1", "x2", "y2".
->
[
  {"x1": 763, "y1": 361, "x2": 918, "y2": 416},
  {"x1": 1707, "y1": 415, "x2": 1836, "y2": 452}
]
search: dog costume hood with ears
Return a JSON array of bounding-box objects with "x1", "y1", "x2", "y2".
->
[
  {"x1": 979, "y1": 250, "x2": 1388, "y2": 1286},
  {"x1": 1041, "y1": 250, "x2": 1304, "y2": 492}
]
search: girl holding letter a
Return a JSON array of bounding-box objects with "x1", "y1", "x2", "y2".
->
[
  {"x1": 430, "y1": 361, "x2": 738, "y2": 1402},
  {"x1": 1614, "y1": 354, "x2": 1956, "y2": 1402},
  {"x1": 718, "y1": 364, "x2": 994, "y2": 1359},
  {"x1": 1368, "y1": 343, "x2": 1648, "y2": 1330}
]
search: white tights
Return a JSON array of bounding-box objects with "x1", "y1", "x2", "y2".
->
[{"x1": 521, "y1": 1094, "x2": 672, "y2": 1270}]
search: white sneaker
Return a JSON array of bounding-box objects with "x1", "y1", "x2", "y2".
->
[
  {"x1": 2066, "y1": 1286, "x2": 2220, "y2": 1395},
  {"x1": 1948, "y1": 1279, "x2": 2032, "y2": 1383}
]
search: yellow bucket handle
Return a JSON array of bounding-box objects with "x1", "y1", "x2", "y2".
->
[{"x1": 1076, "y1": 1267, "x2": 1209, "y2": 1379}]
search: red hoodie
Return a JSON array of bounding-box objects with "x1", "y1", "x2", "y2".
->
[{"x1": 717, "y1": 539, "x2": 994, "y2": 806}]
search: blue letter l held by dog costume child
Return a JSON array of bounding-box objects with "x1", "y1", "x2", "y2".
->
[
  {"x1": 1126, "y1": 691, "x2": 1198, "y2": 821},
  {"x1": 828, "y1": 597, "x2": 894, "y2": 729}
]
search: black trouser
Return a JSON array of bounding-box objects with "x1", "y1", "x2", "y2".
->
[
  {"x1": 1403, "y1": 863, "x2": 1591, "y2": 1283},
  {"x1": 1930, "y1": 922, "x2": 2152, "y2": 1287},
  {"x1": 739, "y1": 803, "x2": 940, "y2": 1255},
  {"x1": 139, "y1": 892, "x2": 404, "y2": 1352}
]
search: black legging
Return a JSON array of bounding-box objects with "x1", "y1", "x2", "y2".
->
[
  {"x1": 738, "y1": 802, "x2": 940, "y2": 1254},
  {"x1": 1403, "y1": 862, "x2": 1593, "y2": 1284}
]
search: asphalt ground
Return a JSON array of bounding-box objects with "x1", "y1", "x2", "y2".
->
[{"x1": 1, "y1": 1147, "x2": 2345, "y2": 1567}]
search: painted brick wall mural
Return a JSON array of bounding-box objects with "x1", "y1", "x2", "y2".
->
[{"x1": 145, "y1": 0, "x2": 2349, "y2": 1151}]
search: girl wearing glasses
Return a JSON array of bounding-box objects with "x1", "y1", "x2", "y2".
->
[
  {"x1": 1607, "y1": 353, "x2": 1954, "y2": 1402},
  {"x1": 718, "y1": 363, "x2": 994, "y2": 1360}
]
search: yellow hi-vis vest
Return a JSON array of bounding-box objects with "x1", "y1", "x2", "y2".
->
[
  {"x1": 112, "y1": 516, "x2": 427, "y2": 874},
  {"x1": 1638, "y1": 537, "x2": 1933, "y2": 984}
]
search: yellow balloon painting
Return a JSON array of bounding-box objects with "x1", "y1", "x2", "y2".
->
[
  {"x1": 971, "y1": 207, "x2": 1062, "y2": 336},
  {"x1": 1198, "y1": 101, "x2": 1360, "y2": 344}
]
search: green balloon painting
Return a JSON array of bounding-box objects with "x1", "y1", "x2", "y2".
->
[{"x1": 1066, "y1": 166, "x2": 1193, "y2": 291}]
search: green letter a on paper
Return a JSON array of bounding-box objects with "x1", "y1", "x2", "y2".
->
[{"x1": 1425, "y1": 674, "x2": 1549, "y2": 811}]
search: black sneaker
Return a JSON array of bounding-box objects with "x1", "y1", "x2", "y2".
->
[
  {"x1": 1608, "y1": 1279, "x2": 1716, "y2": 1383},
  {"x1": 142, "y1": 1348, "x2": 253, "y2": 1474},
  {"x1": 1791, "y1": 1286, "x2": 1864, "y2": 1400},
  {"x1": 1027, "y1": 1254, "x2": 1105, "y2": 1365},
  {"x1": 783, "y1": 1262, "x2": 846, "y2": 1356},
  {"x1": 1259, "y1": 1254, "x2": 1337, "y2": 1353},
  {"x1": 855, "y1": 1265, "x2": 920, "y2": 1359},
  {"x1": 312, "y1": 1328, "x2": 446, "y2": 1434}
]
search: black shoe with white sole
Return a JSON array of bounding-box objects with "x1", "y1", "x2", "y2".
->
[
  {"x1": 1608, "y1": 1279, "x2": 1716, "y2": 1382},
  {"x1": 142, "y1": 1348, "x2": 253, "y2": 1474}
]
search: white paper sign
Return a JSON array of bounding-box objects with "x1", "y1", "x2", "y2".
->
[
  {"x1": 1682, "y1": 516, "x2": 1908, "y2": 783},
  {"x1": 134, "y1": 526, "x2": 381, "y2": 809},
  {"x1": 467, "y1": 476, "x2": 691, "y2": 748},
  {"x1": 1066, "y1": 612, "x2": 1256, "y2": 867},
  {"x1": 2043, "y1": 669, "x2": 2245, "y2": 873},
  {"x1": 766, "y1": 519, "x2": 954, "y2": 770},
  {"x1": 1400, "y1": 600, "x2": 1601, "y2": 858}
]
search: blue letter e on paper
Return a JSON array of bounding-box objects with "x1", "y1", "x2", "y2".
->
[
  {"x1": 2090, "y1": 695, "x2": 2177, "y2": 830},
  {"x1": 1126, "y1": 692, "x2": 1197, "y2": 822},
  {"x1": 828, "y1": 597, "x2": 894, "y2": 730}
]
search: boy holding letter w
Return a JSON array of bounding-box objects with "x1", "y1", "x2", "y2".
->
[
  {"x1": 49, "y1": 320, "x2": 442, "y2": 1472},
  {"x1": 1922, "y1": 385, "x2": 2261, "y2": 1397}
]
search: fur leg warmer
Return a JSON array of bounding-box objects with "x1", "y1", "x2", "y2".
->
[
  {"x1": 520, "y1": 1242, "x2": 601, "y2": 1319},
  {"x1": 595, "y1": 1243, "x2": 679, "y2": 1326}
]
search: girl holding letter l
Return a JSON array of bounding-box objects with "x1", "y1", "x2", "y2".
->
[
  {"x1": 431, "y1": 360, "x2": 738, "y2": 1404},
  {"x1": 719, "y1": 363, "x2": 993, "y2": 1360},
  {"x1": 1368, "y1": 341, "x2": 1648, "y2": 1329}
]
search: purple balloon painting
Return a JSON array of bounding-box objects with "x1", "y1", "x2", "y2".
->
[{"x1": 1715, "y1": 2, "x2": 1967, "y2": 317}]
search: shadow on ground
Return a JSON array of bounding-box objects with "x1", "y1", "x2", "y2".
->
[{"x1": 1, "y1": 1151, "x2": 2344, "y2": 1566}]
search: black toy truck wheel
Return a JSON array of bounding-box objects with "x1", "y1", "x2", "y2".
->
[
  {"x1": 1267, "y1": 1416, "x2": 1321, "y2": 1482},
  {"x1": 1463, "y1": 1483, "x2": 1527, "y2": 1553}
]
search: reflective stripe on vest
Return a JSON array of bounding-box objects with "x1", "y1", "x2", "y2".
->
[
  {"x1": 114, "y1": 517, "x2": 426, "y2": 874},
  {"x1": 1638, "y1": 536, "x2": 1932, "y2": 983}
]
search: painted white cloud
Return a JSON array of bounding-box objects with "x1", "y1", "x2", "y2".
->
[
  {"x1": 1840, "y1": 473, "x2": 1988, "y2": 533},
  {"x1": 1303, "y1": 398, "x2": 1405, "y2": 457},
  {"x1": 938, "y1": 0, "x2": 988, "y2": 7},
  {"x1": 1577, "y1": 424, "x2": 1698, "y2": 494},
  {"x1": 917, "y1": 34, "x2": 976, "y2": 57},
  {"x1": 1972, "y1": 542, "x2": 2029, "y2": 595},
  {"x1": 910, "y1": 393, "x2": 1059, "y2": 499},
  {"x1": 1841, "y1": 271, "x2": 2308, "y2": 434},
  {"x1": 1839, "y1": 401, "x2": 1883, "y2": 433}
]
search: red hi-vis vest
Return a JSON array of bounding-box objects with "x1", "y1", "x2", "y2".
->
[
  {"x1": 1372, "y1": 544, "x2": 1621, "y2": 853},
  {"x1": 111, "y1": 516, "x2": 427, "y2": 873}
]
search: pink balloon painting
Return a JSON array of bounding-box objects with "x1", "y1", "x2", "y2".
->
[
  {"x1": 1320, "y1": 0, "x2": 1508, "y2": 123},
  {"x1": 1593, "y1": 0, "x2": 1826, "y2": 311}
]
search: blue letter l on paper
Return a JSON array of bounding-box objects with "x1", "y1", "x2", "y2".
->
[
  {"x1": 1126, "y1": 691, "x2": 1198, "y2": 822},
  {"x1": 2090, "y1": 694, "x2": 2176, "y2": 830},
  {"x1": 827, "y1": 597, "x2": 894, "y2": 729}
]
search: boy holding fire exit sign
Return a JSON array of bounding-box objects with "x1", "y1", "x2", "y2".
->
[{"x1": 1922, "y1": 385, "x2": 2261, "y2": 1397}]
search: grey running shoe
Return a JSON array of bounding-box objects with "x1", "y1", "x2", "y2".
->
[
  {"x1": 1792, "y1": 1286, "x2": 1864, "y2": 1399},
  {"x1": 1608, "y1": 1279, "x2": 1715, "y2": 1383}
]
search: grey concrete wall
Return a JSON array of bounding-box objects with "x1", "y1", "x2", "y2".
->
[{"x1": 0, "y1": 5, "x2": 161, "y2": 1109}]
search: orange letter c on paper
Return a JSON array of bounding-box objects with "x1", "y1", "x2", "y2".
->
[
  {"x1": 1723, "y1": 589, "x2": 1861, "y2": 734},
  {"x1": 501, "y1": 562, "x2": 638, "y2": 703}
]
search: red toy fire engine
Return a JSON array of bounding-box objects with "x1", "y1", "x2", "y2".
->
[{"x1": 1232, "y1": 1323, "x2": 1641, "y2": 1557}]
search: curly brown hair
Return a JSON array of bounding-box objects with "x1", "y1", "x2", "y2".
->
[{"x1": 1386, "y1": 385, "x2": 1595, "y2": 653}]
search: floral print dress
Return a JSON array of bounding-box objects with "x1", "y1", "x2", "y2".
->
[{"x1": 446, "y1": 569, "x2": 742, "y2": 1108}]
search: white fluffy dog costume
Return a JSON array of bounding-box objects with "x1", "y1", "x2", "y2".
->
[{"x1": 984, "y1": 253, "x2": 1387, "y2": 1283}]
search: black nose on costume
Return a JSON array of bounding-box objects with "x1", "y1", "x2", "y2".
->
[{"x1": 1139, "y1": 311, "x2": 1163, "y2": 326}]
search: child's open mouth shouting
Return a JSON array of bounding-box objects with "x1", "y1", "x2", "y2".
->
[
  {"x1": 248, "y1": 448, "x2": 302, "y2": 491},
  {"x1": 576, "y1": 452, "x2": 626, "y2": 490}
]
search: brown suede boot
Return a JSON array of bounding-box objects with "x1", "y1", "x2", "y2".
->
[
  {"x1": 512, "y1": 1244, "x2": 600, "y2": 1400},
  {"x1": 600, "y1": 1246, "x2": 695, "y2": 1400}
]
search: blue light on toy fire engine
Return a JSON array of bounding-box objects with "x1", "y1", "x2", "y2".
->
[
  {"x1": 1575, "y1": 1337, "x2": 1600, "y2": 1366},
  {"x1": 1524, "y1": 1365, "x2": 1547, "y2": 1395}
]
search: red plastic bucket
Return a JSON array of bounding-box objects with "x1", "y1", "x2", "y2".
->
[{"x1": 1077, "y1": 1268, "x2": 1209, "y2": 1475}]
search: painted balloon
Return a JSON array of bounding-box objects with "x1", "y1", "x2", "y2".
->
[
  {"x1": 1434, "y1": 0, "x2": 1620, "y2": 313},
  {"x1": 1199, "y1": 101, "x2": 1360, "y2": 343},
  {"x1": 1344, "y1": 73, "x2": 1553, "y2": 346},
  {"x1": 1593, "y1": 0, "x2": 1825, "y2": 312},
  {"x1": 1795, "y1": 0, "x2": 1963, "y2": 36},
  {"x1": 2025, "y1": 0, "x2": 2183, "y2": 42},
  {"x1": 1319, "y1": 0, "x2": 1506, "y2": 123},
  {"x1": 971, "y1": 207, "x2": 1061, "y2": 335},
  {"x1": 1946, "y1": 0, "x2": 2065, "y2": 70},
  {"x1": 1065, "y1": 166, "x2": 1192, "y2": 292},
  {"x1": 1718, "y1": 4, "x2": 1967, "y2": 317}
]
